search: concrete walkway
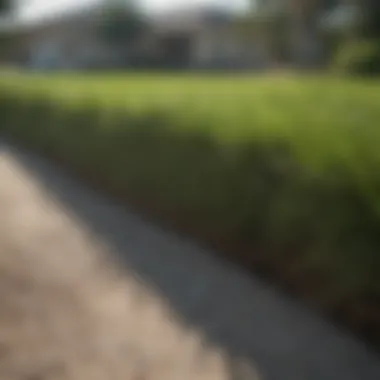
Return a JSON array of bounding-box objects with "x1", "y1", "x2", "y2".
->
[{"x1": 0, "y1": 140, "x2": 379, "y2": 380}]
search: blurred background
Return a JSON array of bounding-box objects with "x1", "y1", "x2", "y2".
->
[{"x1": 0, "y1": 0, "x2": 378, "y2": 74}]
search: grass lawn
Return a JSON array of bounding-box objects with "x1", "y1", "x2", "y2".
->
[{"x1": 1, "y1": 72, "x2": 380, "y2": 346}]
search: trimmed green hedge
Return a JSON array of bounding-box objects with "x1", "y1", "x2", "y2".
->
[{"x1": 1, "y1": 74, "x2": 380, "y2": 342}]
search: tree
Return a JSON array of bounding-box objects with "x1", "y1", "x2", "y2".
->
[
  {"x1": 326, "y1": 1, "x2": 380, "y2": 75},
  {"x1": 97, "y1": 0, "x2": 147, "y2": 48},
  {"x1": 0, "y1": 0, "x2": 14, "y2": 59},
  {"x1": 0, "y1": 0, "x2": 10, "y2": 13},
  {"x1": 355, "y1": 0, "x2": 380, "y2": 39},
  {"x1": 0, "y1": 0, "x2": 16, "y2": 17}
]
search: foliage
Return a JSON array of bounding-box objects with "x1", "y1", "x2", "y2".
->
[
  {"x1": 0, "y1": 0, "x2": 10, "y2": 13},
  {"x1": 332, "y1": 39, "x2": 380, "y2": 75},
  {"x1": 0, "y1": 28, "x2": 15, "y2": 51},
  {"x1": 1, "y1": 73, "x2": 380, "y2": 341},
  {"x1": 97, "y1": 1, "x2": 147, "y2": 47},
  {"x1": 354, "y1": 0, "x2": 380, "y2": 39}
]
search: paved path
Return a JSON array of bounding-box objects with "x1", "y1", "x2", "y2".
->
[{"x1": 0, "y1": 140, "x2": 379, "y2": 380}]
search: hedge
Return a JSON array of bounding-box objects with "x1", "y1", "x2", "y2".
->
[{"x1": 0, "y1": 74, "x2": 380, "y2": 345}]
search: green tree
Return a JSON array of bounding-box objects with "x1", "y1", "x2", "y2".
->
[
  {"x1": 0, "y1": 0, "x2": 10, "y2": 13},
  {"x1": 0, "y1": 0, "x2": 14, "y2": 59},
  {"x1": 355, "y1": 0, "x2": 380, "y2": 39},
  {"x1": 97, "y1": 0, "x2": 147, "y2": 48},
  {"x1": 329, "y1": 1, "x2": 380, "y2": 75}
]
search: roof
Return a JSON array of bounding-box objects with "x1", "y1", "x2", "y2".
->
[
  {"x1": 16, "y1": 4, "x2": 236, "y2": 35},
  {"x1": 151, "y1": 7, "x2": 235, "y2": 34}
]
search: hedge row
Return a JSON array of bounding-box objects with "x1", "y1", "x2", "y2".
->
[{"x1": 0, "y1": 75, "x2": 379, "y2": 345}]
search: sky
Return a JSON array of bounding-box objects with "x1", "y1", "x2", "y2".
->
[{"x1": 19, "y1": 0, "x2": 249, "y2": 21}]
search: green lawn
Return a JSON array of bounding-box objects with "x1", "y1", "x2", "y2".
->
[{"x1": 1, "y1": 72, "x2": 380, "y2": 344}]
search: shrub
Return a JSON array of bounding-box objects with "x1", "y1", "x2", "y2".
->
[
  {"x1": 332, "y1": 39, "x2": 380, "y2": 76},
  {"x1": 1, "y1": 74, "x2": 380, "y2": 344}
]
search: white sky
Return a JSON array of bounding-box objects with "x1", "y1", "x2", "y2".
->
[{"x1": 19, "y1": 0, "x2": 249, "y2": 21}]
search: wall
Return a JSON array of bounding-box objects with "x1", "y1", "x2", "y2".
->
[{"x1": 192, "y1": 24, "x2": 272, "y2": 69}]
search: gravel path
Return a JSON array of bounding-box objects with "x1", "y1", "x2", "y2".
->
[{"x1": 0, "y1": 140, "x2": 379, "y2": 380}]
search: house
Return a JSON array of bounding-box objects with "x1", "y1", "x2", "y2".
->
[
  {"x1": 286, "y1": 0, "x2": 357, "y2": 67},
  {"x1": 11, "y1": 6, "x2": 120, "y2": 69},
  {"x1": 9, "y1": 5, "x2": 275, "y2": 71},
  {"x1": 5, "y1": 1, "x2": 355, "y2": 71},
  {"x1": 149, "y1": 8, "x2": 274, "y2": 69}
]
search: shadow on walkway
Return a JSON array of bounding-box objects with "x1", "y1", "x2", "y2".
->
[{"x1": 2, "y1": 139, "x2": 380, "y2": 380}]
